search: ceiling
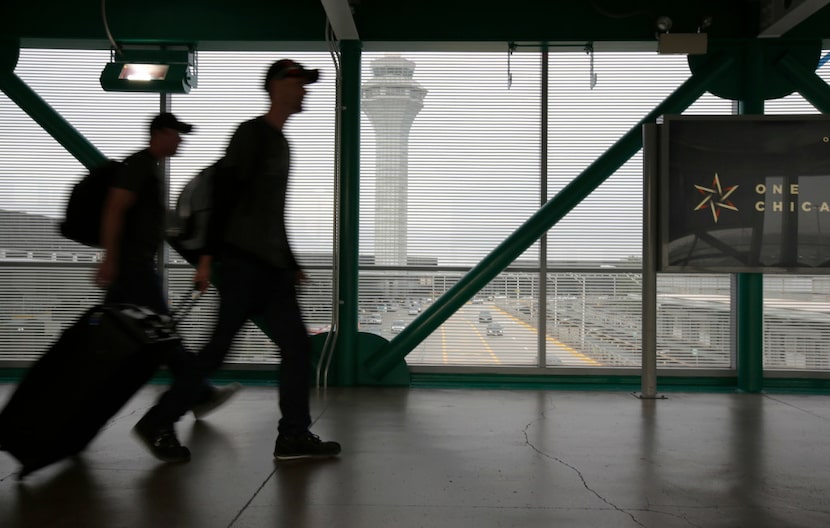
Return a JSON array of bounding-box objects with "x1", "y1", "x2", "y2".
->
[{"x1": 3, "y1": 1, "x2": 830, "y2": 51}]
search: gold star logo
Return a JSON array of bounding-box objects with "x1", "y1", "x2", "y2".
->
[{"x1": 693, "y1": 173, "x2": 739, "y2": 224}]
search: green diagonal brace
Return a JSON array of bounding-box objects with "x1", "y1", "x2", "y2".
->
[
  {"x1": 366, "y1": 51, "x2": 735, "y2": 380},
  {"x1": 775, "y1": 52, "x2": 830, "y2": 113},
  {"x1": 0, "y1": 71, "x2": 106, "y2": 168}
]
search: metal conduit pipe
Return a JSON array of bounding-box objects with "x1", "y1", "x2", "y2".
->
[{"x1": 317, "y1": 20, "x2": 344, "y2": 389}]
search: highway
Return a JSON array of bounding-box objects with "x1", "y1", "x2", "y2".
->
[{"x1": 360, "y1": 300, "x2": 599, "y2": 367}]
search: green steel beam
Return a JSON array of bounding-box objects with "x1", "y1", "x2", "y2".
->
[
  {"x1": 0, "y1": 71, "x2": 105, "y2": 168},
  {"x1": 735, "y1": 42, "x2": 764, "y2": 394},
  {"x1": 328, "y1": 40, "x2": 362, "y2": 386},
  {"x1": 776, "y1": 52, "x2": 830, "y2": 113},
  {"x1": 366, "y1": 51, "x2": 735, "y2": 380},
  {"x1": 6, "y1": 2, "x2": 768, "y2": 45}
]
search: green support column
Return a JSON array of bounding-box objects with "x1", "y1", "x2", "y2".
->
[
  {"x1": 735, "y1": 44, "x2": 764, "y2": 394},
  {"x1": 327, "y1": 40, "x2": 361, "y2": 386},
  {"x1": 366, "y1": 52, "x2": 734, "y2": 381},
  {"x1": 0, "y1": 71, "x2": 105, "y2": 168},
  {"x1": 736, "y1": 273, "x2": 763, "y2": 392}
]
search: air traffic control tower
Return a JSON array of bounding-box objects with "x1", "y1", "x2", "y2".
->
[{"x1": 361, "y1": 55, "x2": 427, "y2": 266}]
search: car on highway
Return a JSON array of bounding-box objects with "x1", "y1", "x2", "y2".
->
[
  {"x1": 359, "y1": 313, "x2": 383, "y2": 325},
  {"x1": 478, "y1": 311, "x2": 492, "y2": 323},
  {"x1": 391, "y1": 320, "x2": 406, "y2": 334},
  {"x1": 486, "y1": 323, "x2": 503, "y2": 336}
]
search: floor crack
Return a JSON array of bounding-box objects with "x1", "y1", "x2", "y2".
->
[
  {"x1": 763, "y1": 394, "x2": 830, "y2": 422},
  {"x1": 641, "y1": 507, "x2": 703, "y2": 527},
  {"x1": 523, "y1": 421, "x2": 647, "y2": 528},
  {"x1": 226, "y1": 467, "x2": 277, "y2": 527}
]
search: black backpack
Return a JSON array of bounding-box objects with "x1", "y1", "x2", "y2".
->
[
  {"x1": 167, "y1": 160, "x2": 222, "y2": 264},
  {"x1": 169, "y1": 120, "x2": 268, "y2": 264},
  {"x1": 59, "y1": 160, "x2": 123, "y2": 247}
]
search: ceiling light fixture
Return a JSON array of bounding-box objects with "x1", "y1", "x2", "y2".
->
[{"x1": 100, "y1": 46, "x2": 198, "y2": 93}]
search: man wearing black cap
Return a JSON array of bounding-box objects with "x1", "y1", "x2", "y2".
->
[
  {"x1": 134, "y1": 60, "x2": 340, "y2": 462},
  {"x1": 97, "y1": 112, "x2": 192, "y2": 293},
  {"x1": 98, "y1": 113, "x2": 239, "y2": 462}
]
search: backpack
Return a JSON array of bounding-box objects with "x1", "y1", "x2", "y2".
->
[
  {"x1": 168, "y1": 119, "x2": 268, "y2": 264},
  {"x1": 167, "y1": 160, "x2": 222, "y2": 264},
  {"x1": 59, "y1": 160, "x2": 123, "y2": 247}
]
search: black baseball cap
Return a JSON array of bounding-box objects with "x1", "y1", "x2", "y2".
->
[
  {"x1": 264, "y1": 59, "x2": 320, "y2": 90},
  {"x1": 150, "y1": 112, "x2": 193, "y2": 134}
]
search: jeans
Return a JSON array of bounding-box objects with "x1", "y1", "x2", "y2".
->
[{"x1": 144, "y1": 250, "x2": 312, "y2": 436}]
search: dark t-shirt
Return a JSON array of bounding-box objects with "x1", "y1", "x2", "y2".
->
[
  {"x1": 211, "y1": 117, "x2": 299, "y2": 270},
  {"x1": 112, "y1": 148, "x2": 165, "y2": 262}
]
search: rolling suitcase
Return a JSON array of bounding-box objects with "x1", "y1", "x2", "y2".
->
[{"x1": 0, "y1": 296, "x2": 197, "y2": 479}]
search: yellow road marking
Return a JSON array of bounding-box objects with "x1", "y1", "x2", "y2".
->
[
  {"x1": 502, "y1": 310, "x2": 599, "y2": 366},
  {"x1": 544, "y1": 335, "x2": 600, "y2": 365},
  {"x1": 467, "y1": 321, "x2": 502, "y2": 364}
]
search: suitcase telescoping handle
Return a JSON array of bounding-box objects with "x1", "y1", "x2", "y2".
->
[{"x1": 170, "y1": 287, "x2": 202, "y2": 325}]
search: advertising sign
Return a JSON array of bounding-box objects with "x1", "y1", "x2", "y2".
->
[{"x1": 659, "y1": 115, "x2": 830, "y2": 273}]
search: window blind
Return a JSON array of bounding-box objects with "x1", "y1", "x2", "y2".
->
[
  {"x1": 0, "y1": 49, "x2": 336, "y2": 364},
  {"x1": 1, "y1": 47, "x2": 828, "y2": 374}
]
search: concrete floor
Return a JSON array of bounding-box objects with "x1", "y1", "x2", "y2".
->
[{"x1": 1, "y1": 383, "x2": 829, "y2": 528}]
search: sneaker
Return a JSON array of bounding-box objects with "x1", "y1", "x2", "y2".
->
[
  {"x1": 191, "y1": 382, "x2": 242, "y2": 420},
  {"x1": 132, "y1": 419, "x2": 191, "y2": 463},
  {"x1": 273, "y1": 431, "x2": 341, "y2": 461}
]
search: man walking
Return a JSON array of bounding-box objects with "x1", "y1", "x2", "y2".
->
[
  {"x1": 98, "y1": 113, "x2": 240, "y2": 462},
  {"x1": 134, "y1": 61, "x2": 340, "y2": 462}
]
